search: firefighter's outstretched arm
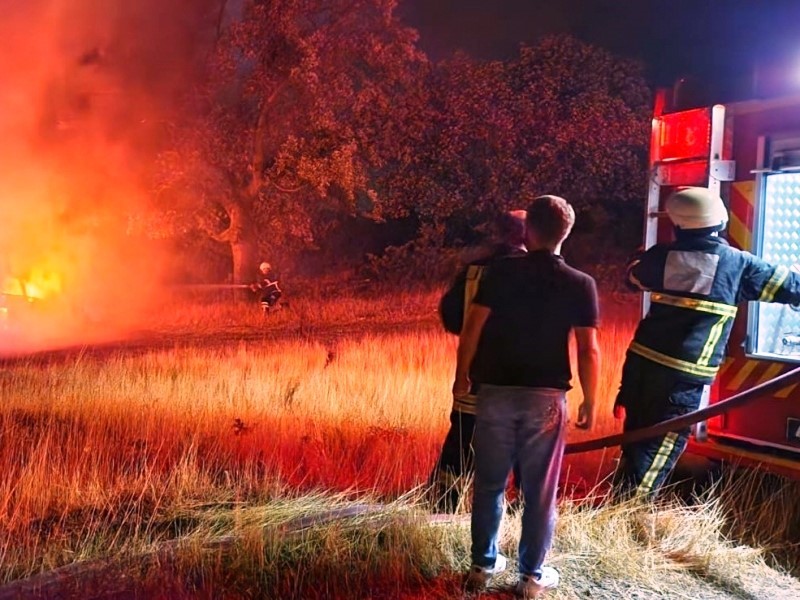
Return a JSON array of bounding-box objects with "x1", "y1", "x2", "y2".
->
[
  {"x1": 740, "y1": 259, "x2": 800, "y2": 305},
  {"x1": 574, "y1": 326, "x2": 600, "y2": 430},
  {"x1": 453, "y1": 304, "x2": 490, "y2": 398}
]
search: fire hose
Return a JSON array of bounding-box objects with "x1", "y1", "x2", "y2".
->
[
  {"x1": 173, "y1": 284, "x2": 253, "y2": 290},
  {"x1": 565, "y1": 365, "x2": 800, "y2": 455}
]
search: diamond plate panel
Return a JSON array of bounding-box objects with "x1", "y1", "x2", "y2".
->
[{"x1": 753, "y1": 173, "x2": 800, "y2": 359}]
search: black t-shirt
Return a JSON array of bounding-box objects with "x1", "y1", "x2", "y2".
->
[{"x1": 472, "y1": 250, "x2": 599, "y2": 389}]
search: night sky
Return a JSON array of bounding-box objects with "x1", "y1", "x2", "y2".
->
[{"x1": 402, "y1": 0, "x2": 800, "y2": 100}]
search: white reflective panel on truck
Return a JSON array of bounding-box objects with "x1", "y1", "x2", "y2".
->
[{"x1": 750, "y1": 172, "x2": 800, "y2": 360}]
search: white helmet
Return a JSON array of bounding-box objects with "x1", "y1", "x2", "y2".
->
[
  {"x1": 259, "y1": 262, "x2": 271, "y2": 272},
  {"x1": 665, "y1": 187, "x2": 728, "y2": 230}
]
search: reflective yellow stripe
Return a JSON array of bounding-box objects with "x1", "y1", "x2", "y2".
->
[
  {"x1": 636, "y1": 432, "x2": 679, "y2": 496},
  {"x1": 629, "y1": 342, "x2": 719, "y2": 378},
  {"x1": 650, "y1": 292, "x2": 738, "y2": 318},
  {"x1": 650, "y1": 292, "x2": 737, "y2": 374},
  {"x1": 759, "y1": 266, "x2": 790, "y2": 302},
  {"x1": 463, "y1": 265, "x2": 484, "y2": 329},
  {"x1": 698, "y1": 315, "x2": 730, "y2": 366}
]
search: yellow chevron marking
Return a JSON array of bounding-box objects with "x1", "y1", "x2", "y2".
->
[
  {"x1": 776, "y1": 383, "x2": 799, "y2": 399},
  {"x1": 755, "y1": 362, "x2": 785, "y2": 386},
  {"x1": 726, "y1": 360, "x2": 760, "y2": 391},
  {"x1": 728, "y1": 181, "x2": 755, "y2": 250},
  {"x1": 731, "y1": 180, "x2": 755, "y2": 207},
  {"x1": 728, "y1": 211, "x2": 751, "y2": 251},
  {"x1": 717, "y1": 358, "x2": 736, "y2": 378}
]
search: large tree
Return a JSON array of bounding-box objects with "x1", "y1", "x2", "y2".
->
[
  {"x1": 382, "y1": 35, "x2": 651, "y2": 251},
  {"x1": 156, "y1": 0, "x2": 429, "y2": 282}
]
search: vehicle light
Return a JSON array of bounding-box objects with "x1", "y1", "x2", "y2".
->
[{"x1": 652, "y1": 108, "x2": 712, "y2": 163}]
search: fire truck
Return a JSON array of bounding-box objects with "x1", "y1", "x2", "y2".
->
[{"x1": 645, "y1": 84, "x2": 800, "y2": 478}]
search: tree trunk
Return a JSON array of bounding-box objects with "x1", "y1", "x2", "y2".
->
[
  {"x1": 225, "y1": 198, "x2": 258, "y2": 285},
  {"x1": 231, "y1": 238, "x2": 257, "y2": 285}
]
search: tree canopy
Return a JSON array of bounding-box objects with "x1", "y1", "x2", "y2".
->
[
  {"x1": 156, "y1": 2, "x2": 651, "y2": 282},
  {"x1": 387, "y1": 36, "x2": 651, "y2": 246},
  {"x1": 156, "y1": 0, "x2": 430, "y2": 281}
]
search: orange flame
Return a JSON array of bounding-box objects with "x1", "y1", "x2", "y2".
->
[
  {"x1": 23, "y1": 268, "x2": 63, "y2": 300},
  {"x1": 0, "y1": 0, "x2": 202, "y2": 353}
]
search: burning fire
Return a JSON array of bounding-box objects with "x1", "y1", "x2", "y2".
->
[
  {"x1": 22, "y1": 269, "x2": 62, "y2": 301},
  {"x1": 2, "y1": 265, "x2": 62, "y2": 301},
  {"x1": 0, "y1": 0, "x2": 204, "y2": 353}
]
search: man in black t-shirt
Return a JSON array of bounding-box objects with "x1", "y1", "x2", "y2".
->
[{"x1": 455, "y1": 195, "x2": 600, "y2": 598}]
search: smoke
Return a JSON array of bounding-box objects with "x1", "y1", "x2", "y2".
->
[{"x1": 0, "y1": 0, "x2": 214, "y2": 354}]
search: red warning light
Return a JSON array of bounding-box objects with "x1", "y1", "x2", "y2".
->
[{"x1": 652, "y1": 108, "x2": 712, "y2": 164}]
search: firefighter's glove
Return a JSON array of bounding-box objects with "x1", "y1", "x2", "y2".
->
[{"x1": 575, "y1": 400, "x2": 594, "y2": 430}]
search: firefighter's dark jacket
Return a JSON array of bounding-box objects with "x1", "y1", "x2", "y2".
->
[
  {"x1": 627, "y1": 233, "x2": 800, "y2": 383},
  {"x1": 439, "y1": 245, "x2": 526, "y2": 335},
  {"x1": 439, "y1": 245, "x2": 526, "y2": 414}
]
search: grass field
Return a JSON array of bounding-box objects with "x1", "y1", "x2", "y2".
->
[{"x1": 1, "y1": 289, "x2": 798, "y2": 598}]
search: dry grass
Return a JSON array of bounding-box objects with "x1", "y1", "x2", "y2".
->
[
  {"x1": 0, "y1": 290, "x2": 798, "y2": 598},
  {"x1": 546, "y1": 495, "x2": 798, "y2": 599},
  {"x1": 147, "y1": 285, "x2": 445, "y2": 337}
]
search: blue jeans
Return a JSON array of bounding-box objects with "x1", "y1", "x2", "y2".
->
[{"x1": 471, "y1": 385, "x2": 566, "y2": 576}]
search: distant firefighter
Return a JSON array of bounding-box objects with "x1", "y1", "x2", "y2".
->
[{"x1": 251, "y1": 262, "x2": 282, "y2": 314}]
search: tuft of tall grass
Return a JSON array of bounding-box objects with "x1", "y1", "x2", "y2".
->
[
  {"x1": 0, "y1": 297, "x2": 638, "y2": 585},
  {"x1": 548, "y1": 494, "x2": 798, "y2": 599},
  {"x1": 712, "y1": 468, "x2": 800, "y2": 575}
]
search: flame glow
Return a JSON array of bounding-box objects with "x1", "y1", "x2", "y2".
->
[{"x1": 1, "y1": 0, "x2": 206, "y2": 353}]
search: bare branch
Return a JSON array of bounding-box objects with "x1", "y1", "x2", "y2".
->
[{"x1": 208, "y1": 227, "x2": 232, "y2": 243}]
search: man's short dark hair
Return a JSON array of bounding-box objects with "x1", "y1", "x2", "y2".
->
[{"x1": 526, "y1": 195, "x2": 575, "y2": 246}]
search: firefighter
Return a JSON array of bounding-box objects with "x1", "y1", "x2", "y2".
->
[
  {"x1": 614, "y1": 187, "x2": 800, "y2": 499},
  {"x1": 428, "y1": 210, "x2": 527, "y2": 513},
  {"x1": 251, "y1": 261, "x2": 282, "y2": 314}
]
